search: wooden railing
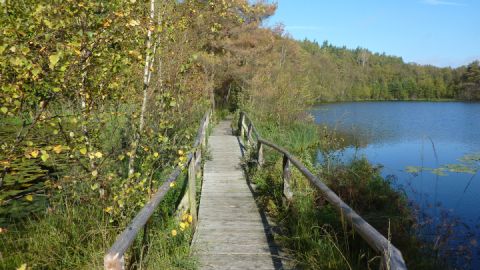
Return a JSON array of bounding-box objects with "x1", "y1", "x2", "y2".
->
[
  {"x1": 238, "y1": 112, "x2": 407, "y2": 270},
  {"x1": 104, "y1": 110, "x2": 211, "y2": 270}
]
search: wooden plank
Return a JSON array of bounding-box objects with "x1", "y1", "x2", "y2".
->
[
  {"x1": 193, "y1": 120, "x2": 280, "y2": 270},
  {"x1": 199, "y1": 254, "x2": 282, "y2": 270}
]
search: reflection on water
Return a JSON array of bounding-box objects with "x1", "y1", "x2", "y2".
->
[
  {"x1": 0, "y1": 121, "x2": 56, "y2": 226},
  {"x1": 313, "y1": 101, "x2": 480, "y2": 268}
]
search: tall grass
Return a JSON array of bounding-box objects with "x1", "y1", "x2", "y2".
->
[
  {"x1": 243, "y1": 113, "x2": 447, "y2": 269},
  {"x1": 0, "y1": 176, "x2": 196, "y2": 270}
]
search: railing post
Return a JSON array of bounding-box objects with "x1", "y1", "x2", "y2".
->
[
  {"x1": 257, "y1": 142, "x2": 264, "y2": 167},
  {"x1": 282, "y1": 154, "x2": 293, "y2": 201},
  {"x1": 202, "y1": 112, "x2": 209, "y2": 148},
  {"x1": 238, "y1": 112, "x2": 245, "y2": 138},
  {"x1": 188, "y1": 152, "x2": 197, "y2": 228},
  {"x1": 247, "y1": 123, "x2": 253, "y2": 146},
  {"x1": 195, "y1": 148, "x2": 202, "y2": 177},
  {"x1": 104, "y1": 253, "x2": 125, "y2": 270}
]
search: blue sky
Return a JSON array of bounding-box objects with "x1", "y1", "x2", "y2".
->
[{"x1": 266, "y1": 0, "x2": 480, "y2": 67}]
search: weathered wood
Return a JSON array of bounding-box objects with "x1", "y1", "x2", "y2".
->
[
  {"x1": 104, "y1": 110, "x2": 211, "y2": 270},
  {"x1": 247, "y1": 123, "x2": 253, "y2": 146},
  {"x1": 104, "y1": 167, "x2": 182, "y2": 270},
  {"x1": 239, "y1": 111, "x2": 407, "y2": 270},
  {"x1": 257, "y1": 142, "x2": 264, "y2": 167},
  {"x1": 238, "y1": 112, "x2": 245, "y2": 137},
  {"x1": 193, "y1": 120, "x2": 280, "y2": 269},
  {"x1": 195, "y1": 148, "x2": 202, "y2": 177},
  {"x1": 282, "y1": 154, "x2": 293, "y2": 201},
  {"x1": 188, "y1": 151, "x2": 197, "y2": 228},
  {"x1": 202, "y1": 113, "x2": 209, "y2": 148},
  {"x1": 258, "y1": 138, "x2": 406, "y2": 270}
]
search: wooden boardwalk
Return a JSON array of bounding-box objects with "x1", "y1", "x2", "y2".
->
[{"x1": 192, "y1": 120, "x2": 283, "y2": 270}]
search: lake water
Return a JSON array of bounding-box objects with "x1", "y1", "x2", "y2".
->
[{"x1": 312, "y1": 102, "x2": 480, "y2": 269}]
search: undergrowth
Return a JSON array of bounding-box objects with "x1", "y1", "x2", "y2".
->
[
  {"x1": 244, "y1": 113, "x2": 447, "y2": 269},
  {"x1": 0, "y1": 172, "x2": 196, "y2": 270}
]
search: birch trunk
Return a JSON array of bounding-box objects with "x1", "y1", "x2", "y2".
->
[{"x1": 128, "y1": 0, "x2": 156, "y2": 177}]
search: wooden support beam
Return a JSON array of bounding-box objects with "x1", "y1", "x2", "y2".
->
[
  {"x1": 282, "y1": 154, "x2": 293, "y2": 201},
  {"x1": 188, "y1": 151, "x2": 197, "y2": 228},
  {"x1": 257, "y1": 142, "x2": 264, "y2": 167},
  {"x1": 238, "y1": 112, "x2": 245, "y2": 138}
]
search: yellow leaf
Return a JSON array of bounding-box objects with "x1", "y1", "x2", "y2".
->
[
  {"x1": 153, "y1": 152, "x2": 159, "y2": 158},
  {"x1": 79, "y1": 148, "x2": 87, "y2": 155},
  {"x1": 94, "y1": 151, "x2": 103, "y2": 158},
  {"x1": 92, "y1": 170, "x2": 98, "y2": 177},
  {"x1": 48, "y1": 54, "x2": 61, "y2": 70},
  {"x1": 178, "y1": 149, "x2": 184, "y2": 155},
  {"x1": 169, "y1": 182, "x2": 175, "y2": 188},
  {"x1": 53, "y1": 145, "x2": 62, "y2": 154},
  {"x1": 104, "y1": 206, "x2": 113, "y2": 213},
  {"x1": 25, "y1": 195, "x2": 33, "y2": 202},
  {"x1": 179, "y1": 222, "x2": 186, "y2": 231},
  {"x1": 16, "y1": 264, "x2": 27, "y2": 270},
  {"x1": 30, "y1": 150, "x2": 39, "y2": 158},
  {"x1": 188, "y1": 215, "x2": 193, "y2": 224},
  {"x1": 0, "y1": 107, "x2": 7, "y2": 114},
  {"x1": 171, "y1": 229, "x2": 177, "y2": 237}
]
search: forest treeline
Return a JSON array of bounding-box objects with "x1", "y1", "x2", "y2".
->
[
  {"x1": 298, "y1": 40, "x2": 480, "y2": 101},
  {"x1": 0, "y1": 0, "x2": 477, "y2": 268}
]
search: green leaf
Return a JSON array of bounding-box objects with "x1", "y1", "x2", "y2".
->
[
  {"x1": 32, "y1": 67, "x2": 42, "y2": 76},
  {"x1": 0, "y1": 107, "x2": 7, "y2": 114},
  {"x1": 405, "y1": 166, "x2": 422, "y2": 173},
  {"x1": 43, "y1": 19, "x2": 53, "y2": 28},
  {"x1": 10, "y1": 57, "x2": 23, "y2": 66},
  {"x1": 49, "y1": 54, "x2": 61, "y2": 70},
  {"x1": 41, "y1": 152, "x2": 50, "y2": 162}
]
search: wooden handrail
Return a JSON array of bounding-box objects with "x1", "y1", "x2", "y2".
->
[
  {"x1": 104, "y1": 110, "x2": 211, "y2": 270},
  {"x1": 238, "y1": 112, "x2": 407, "y2": 270}
]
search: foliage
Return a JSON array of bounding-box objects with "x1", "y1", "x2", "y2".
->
[
  {"x1": 0, "y1": 0, "x2": 277, "y2": 268},
  {"x1": 299, "y1": 40, "x2": 458, "y2": 101}
]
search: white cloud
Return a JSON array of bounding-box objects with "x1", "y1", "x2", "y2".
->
[{"x1": 423, "y1": 0, "x2": 466, "y2": 6}]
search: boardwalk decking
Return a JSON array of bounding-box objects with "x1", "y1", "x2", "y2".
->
[{"x1": 192, "y1": 120, "x2": 282, "y2": 270}]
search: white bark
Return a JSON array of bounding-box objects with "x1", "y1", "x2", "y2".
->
[{"x1": 128, "y1": 0, "x2": 156, "y2": 177}]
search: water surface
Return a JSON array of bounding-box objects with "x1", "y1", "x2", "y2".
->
[{"x1": 312, "y1": 101, "x2": 480, "y2": 268}]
